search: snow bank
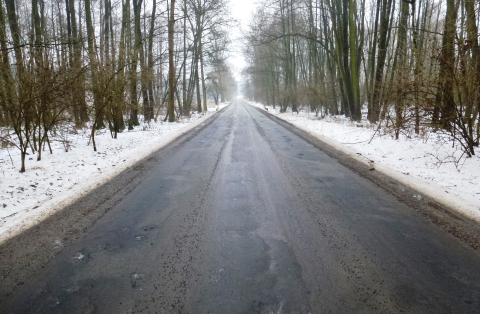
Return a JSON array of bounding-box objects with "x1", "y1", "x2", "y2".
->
[
  {"x1": 0, "y1": 103, "x2": 229, "y2": 243},
  {"x1": 248, "y1": 101, "x2": 480, "y2": 222}
]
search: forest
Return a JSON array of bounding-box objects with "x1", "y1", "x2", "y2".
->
[
  {"x1": 2, "y1": 0, "x2": 480, "y2": 174},
  {"x1": 243, "y1": 0, "x2": 480, "y2": 159},
  {"x1": 0, "y1": 0, "x2": 237, "y2": 172}
]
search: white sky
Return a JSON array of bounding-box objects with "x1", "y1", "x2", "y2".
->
[{"x1": 228, "y1": 0, "x2": 259, "y2": 80}]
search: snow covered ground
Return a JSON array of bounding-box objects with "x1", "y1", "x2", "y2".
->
[
  {"x1": 248, "y1": 101, "x2": 480, "y2": 222},
  {"x1": 0, "y1": 103, "x2": 229, "y2": 243}
]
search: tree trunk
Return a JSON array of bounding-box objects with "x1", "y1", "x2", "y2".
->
[
  {"x1": 367, "y1": 0, "x2": 380, "y2": 121},
  {"x1": 200, "y1": 38, "x2": 207, "y2": 111},
  {"x1": 465, "y1": 0, "x2": 480, "y2": 147},
  {"x1": 147, "y1": 0, "x2": 156, "y2": 121},
  {"x1": 183, "y1": 0, "x2": 188, "y2": 115},
  {"x1": 194, "y1": 28, "x2": 202, "y2": 113},
  {"x1": 435, "y1": 0, "x2": 458, "y2": 128},
  {"x1": 5, "y1": 0, "x2": 30, "y2": 172},
  {"x1": 168, "y1": 0, "x2": 176, "y2": 122},
  {"x1": 371, "y1": 0, "x2": 393, "y2": 123},
  {"x1": 69, "y1": 0, "x2": 88, "y2": 124},
  {"x1": 391, "y1": 0, "x2": 409, "y2": 139}
]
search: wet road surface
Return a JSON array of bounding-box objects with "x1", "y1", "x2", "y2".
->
[{"x1": 2, "y1": 100, "x2": 480, "y2": 313}]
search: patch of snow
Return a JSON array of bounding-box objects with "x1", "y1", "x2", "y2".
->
[
  {"x1": 0, "y1": 103, "x2": 229, "y2": 244},
  {"x1": 73, "y1": 252, "x2": 84, "y2": 260},
  {"x1": 248, "y1": 101, "x2": 480, "y2": 222}
]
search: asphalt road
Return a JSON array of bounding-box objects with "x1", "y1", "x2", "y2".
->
[{"x1": 2, "y1": 100, "x2": 480, "y2": 313}]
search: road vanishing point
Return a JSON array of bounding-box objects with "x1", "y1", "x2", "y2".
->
[{"x1": 1, "y1": 100, "x2": 480, "y2": 313}]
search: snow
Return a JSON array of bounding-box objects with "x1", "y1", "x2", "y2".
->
[
  {"x1": 248, "y1": 101, "x2": 480, "y2": 222},
  {"x1": 0, "y1": 103, "x2": 229, "y2": 243}
]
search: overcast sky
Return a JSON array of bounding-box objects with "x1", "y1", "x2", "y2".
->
[{"x1": 228, "y1": 0, "x2": 259, "y2": 80}]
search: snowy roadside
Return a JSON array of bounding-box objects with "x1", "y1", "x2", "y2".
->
[
  {"x1": 248, "y1": 101, "x2": 480, "y2": 222},
  {"x1": 0, "y1": 103, "x2": 229, "y2": 243}
]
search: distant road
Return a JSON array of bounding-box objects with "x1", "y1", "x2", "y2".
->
[{"x1": 2, "y1": 100, "x2": 480, "y2": 313}]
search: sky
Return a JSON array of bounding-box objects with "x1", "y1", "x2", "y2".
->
[{"x1": 228, "y1": 0, "x2": 259, "y2": 81}]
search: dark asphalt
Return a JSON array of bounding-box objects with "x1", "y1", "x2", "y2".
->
[{"x1": 2, "y1": 100, "x2": 480, "y2": 313}]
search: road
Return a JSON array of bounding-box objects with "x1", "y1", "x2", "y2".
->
[{"x1": 2, "y1": 100, "x2": 480, "y2": 313}]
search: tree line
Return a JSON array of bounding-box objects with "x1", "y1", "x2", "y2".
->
[
  {"x1": 243, "y1": 0, "x2": 480, "y2": 157},
  {"x1": 0, "y1": 0, "x2": 237, "y2": 172}
]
